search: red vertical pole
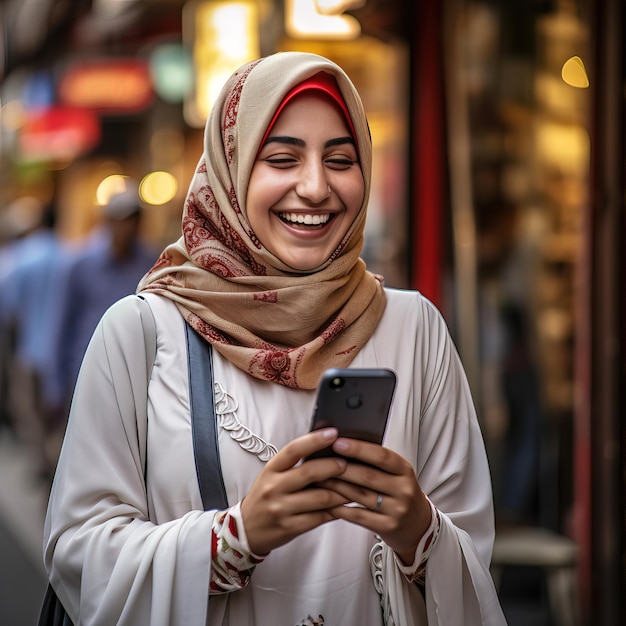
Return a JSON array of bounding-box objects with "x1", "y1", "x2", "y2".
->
[{"x1": 411, "y1": 0, "x2": 444, "y2": 309}]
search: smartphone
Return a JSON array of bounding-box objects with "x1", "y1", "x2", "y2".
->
[{"x1": 307, "y1": 367, "x2": 397, "y2": 460}]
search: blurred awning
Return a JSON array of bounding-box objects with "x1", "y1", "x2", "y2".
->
[
  {"x1": 0, "y1": 0, "x2": 91, "y2": 78},
  {"x1": 0, "y1": 0, "x2": 185, "y2": 80}
]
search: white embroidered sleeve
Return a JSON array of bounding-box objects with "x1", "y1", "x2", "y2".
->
[
  {"x1": 393, "y1": 498, "x2": 441, "y2": 585},
  {"x1": 209, "y1": 502, "x2": 266, "y2": 595}
]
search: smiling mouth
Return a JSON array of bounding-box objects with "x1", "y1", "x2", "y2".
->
[{"x1": 278, "y1": 212, "x2": 332, "y2": 228}]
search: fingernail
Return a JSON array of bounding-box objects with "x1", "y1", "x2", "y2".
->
[
  {"x1": 333, "y1": 439, "x2": 349, "y2": 451},
  {"x1": 320, "y1": 427, "x2": 339, "y2": 440}
]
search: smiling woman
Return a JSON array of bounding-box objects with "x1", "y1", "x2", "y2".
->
[{"x1": 42, "y1": 51, "x2": 506, "y2": 626}]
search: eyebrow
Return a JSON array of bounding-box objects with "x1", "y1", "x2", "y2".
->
[{"x1": 263, "y1": 136, "x2": 356, "y2": 149}]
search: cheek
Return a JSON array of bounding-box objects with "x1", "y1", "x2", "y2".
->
[
  {"x1": 246, "y1": 171, "x2": 271, "y2": 226},
  {"x1": 344, "y1": 175, "x2": 366, "y2": 215},
  {"x1": 247, "y1": 169, "x2": 292, "y2": 229}
]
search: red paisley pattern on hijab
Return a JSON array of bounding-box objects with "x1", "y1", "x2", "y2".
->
[{"x1": 223, "y1": 59, "x2": 260, "y2": 166}]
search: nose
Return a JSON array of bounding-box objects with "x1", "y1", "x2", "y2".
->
[{"x1": 295, "y1": 161, "x2": 331, "y2": 204}]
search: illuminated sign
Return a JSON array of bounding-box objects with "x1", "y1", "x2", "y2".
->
[
  {"x1": 58, "y1": 59, "x2": 154, "y2": 113},
  {"x1": 19, "y1": 106, "x2": 101, "y2": 161},
  {"x1": 285, "y1": 0, "x2": 361, "y2": 39},
  {"x1": 183, "y1": 1, "x2": 260, "y2": 127}
]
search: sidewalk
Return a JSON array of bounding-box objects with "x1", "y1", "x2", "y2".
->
[{"x1": 0, "y1": 429, "x2": 48, "y2": 625}]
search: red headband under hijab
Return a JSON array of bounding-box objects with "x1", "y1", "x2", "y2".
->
[{"x1": 258, "y1": 71, "x2": 357, "y2": 152}]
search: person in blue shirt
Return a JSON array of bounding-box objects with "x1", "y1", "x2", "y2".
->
[
  {"x1": 54, "y1": 185, "x2": 158, "y2": 430},
  {"x1": 0, "y1": 198, "x2": 71, "y2": 483}
]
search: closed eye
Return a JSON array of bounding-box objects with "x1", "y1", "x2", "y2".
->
[
  {"x1": 259, "y1": 136, "x2": 358, "y2": 169},
  {"x1": 263, "y1": 155, "x2": 299, "y2": 167},
  {"x1": 324, "y1": 157, "x2": 358, "y2": 169}
]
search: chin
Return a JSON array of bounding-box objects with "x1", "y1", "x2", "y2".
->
[{"x1": 281, "y1": 255, "x2": 328, "y2": 272}]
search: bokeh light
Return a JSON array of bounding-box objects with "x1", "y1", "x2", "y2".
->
[
  {"x1": 139, "y1": 171, "x2": 178, "y2": 205},
  {"x1": 95, "y1": 174, "x2": 134, "y2": 205}
]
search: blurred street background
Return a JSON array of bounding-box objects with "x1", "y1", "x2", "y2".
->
[
  {"x1": 0, "y1": 1, "x2": 624, "y2": 625},
  {"x1": 0, "y1": 431, "x2": 48, "y2": 626}
]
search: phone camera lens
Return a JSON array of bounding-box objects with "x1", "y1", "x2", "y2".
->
[
  {"x1": 330, "y1": 376, "x2": 344, "y2": 390},
  {"x1": 346, "y1": 394, "x2": 363, "y2": 409}
]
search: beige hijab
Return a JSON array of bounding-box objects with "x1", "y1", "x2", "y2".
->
[{"x1": 138, "y1": 51, "x2": 386, "y2": 389}]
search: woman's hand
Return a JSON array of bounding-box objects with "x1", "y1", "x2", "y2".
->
[
  {"x1": 240, "y1": 428, "x2": 350, "y2": 556},
  {"x1": 320, "y1": 438, "x2": 432, "y2": 565}
]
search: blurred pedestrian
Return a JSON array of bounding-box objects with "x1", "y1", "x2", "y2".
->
[
  {"x1": 0, "y1": 197, "x2": 70, "y2": 485},
  {"x1": 5, "y1": 202, "x2": 68, "y2": 486},
  {"x1": 54, "y1": 184, "x2": 158, "y2": 427}
]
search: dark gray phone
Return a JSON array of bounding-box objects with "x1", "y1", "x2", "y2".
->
[{"x1": 308, "y1": 367, "x2": 397, "y2": 460}]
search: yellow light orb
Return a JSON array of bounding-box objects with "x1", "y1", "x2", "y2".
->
[
  {"x1": 139, "y1": 171, "x2": 178, "y2": 205},
  {"x1": 96, "y1": 174, "x2": 132, "y2": 205}
]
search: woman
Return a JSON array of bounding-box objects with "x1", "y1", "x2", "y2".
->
[{"x1": 44, "y1": 51, "x2": 506, "y2": 625}]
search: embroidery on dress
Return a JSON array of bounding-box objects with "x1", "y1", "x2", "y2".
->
[
  {"x1": 369, "y1": 541, "x2": 395, "y2": 626},
  {"x1": 296, "y1": 615, "x2": 325, "y2": 626},
  {"x1": 214, "y1": 381, "x2": 278, "y2": 461}
]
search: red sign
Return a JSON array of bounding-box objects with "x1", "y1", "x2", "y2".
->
[
  {"x1": 19, "y1": 106, "x2": 101, "y2": 161},
  {"x1": 58, "y1": 59, "x2": 154, "y2": 113}
]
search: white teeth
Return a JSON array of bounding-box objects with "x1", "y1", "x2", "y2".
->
[{"x1": 280, "y1": 212, "x2": 330, "y2": 225}]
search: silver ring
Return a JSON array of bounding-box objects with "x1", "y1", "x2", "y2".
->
[{"x1": 374, "y1": 493, "x2": 384, "y2": 512}]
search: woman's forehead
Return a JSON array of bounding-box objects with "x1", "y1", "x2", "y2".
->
[{"x1": 267, "y1": 92, "x2": 353, "y2": 134}]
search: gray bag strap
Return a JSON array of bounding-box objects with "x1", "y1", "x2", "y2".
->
[
  {"x1": 137, "y1": 295, "x2": 157, "y2": 479},
  {"x1": 137, "y1": 294, "x2": 227, "y2": 509},
  {"x1": 138, "y1": 295, "x2": 157, "y2": 379},
  {"x1": 185, "y1": 323, "x2": 228, "y2": 511}
]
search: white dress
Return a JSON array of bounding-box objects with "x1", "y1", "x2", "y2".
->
[{"x1": 43, "y1": 288, "x2": 507, "y2": 626}]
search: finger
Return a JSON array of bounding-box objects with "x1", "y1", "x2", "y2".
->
[
  {"x1": 244, "y1": 489, "x2": 352, "y2": 554},
  {"x1": 270, "y1": 456, "x2": 347, "y2": 495},
  {"x1": 318, "y1": 476, "x2": 376, "y2": 507},
  {"x1": 286, "y1": 486, "x2": 352, "y2": 514},
  {"x1": 327, "y1": 500, "x2": 390, "y2": 534},
  {"x1": 268, "y1": 428, "x2": 339, "y2": 472},
  {"x1": 250, "y1": 486, "x2": 350, "y2": 523},
  {"x1": 294, "y1": 456, "x2": 347, "y2": 487},
  {"x1": 245, "y1": 455, "x2": 346, "y2": 511},
  {"x1": 318, "y1": 456, "x2": 397, "y2": 502},
  {"x1": 332, "y1": 438, "x2": 407, "y2": 475},
  {"x1": 259, "y1": 508, "x2": 342, "y2": 548}
]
